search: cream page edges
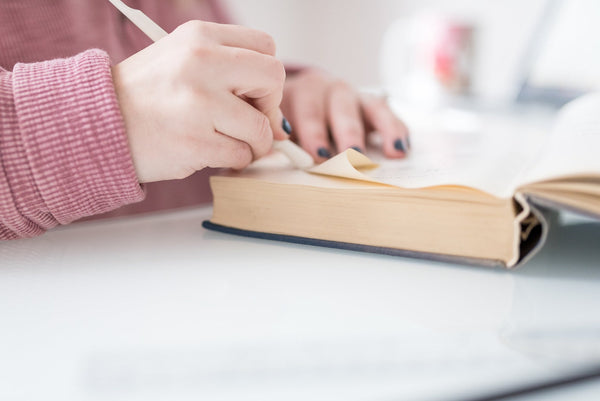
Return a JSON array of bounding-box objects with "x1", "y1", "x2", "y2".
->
[
  {"x1": 240, "y1": 147, "x2": 530, "y2": 267},
  {"x1": 309, "y1": 149, "x2": 531, "y2": 267}
]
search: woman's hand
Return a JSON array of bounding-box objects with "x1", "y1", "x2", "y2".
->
[
  {"x1": 281, "y1": 69, "x2": 410, "y2": 161},
  {"x1": 112, "y1": 21, "x2": 288, "y2": 183}
]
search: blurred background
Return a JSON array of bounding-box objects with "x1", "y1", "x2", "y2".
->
[{"x1": 227, "y1": 0, "x2": 599, "y2": 105}]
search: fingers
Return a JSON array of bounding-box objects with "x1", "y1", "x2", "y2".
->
[
  {"x1": 360, "y1": 94, "x2": 410, "y2": 158},
  {"x1": 216, "y1": 25, "x2": 277, "y2": 56},
  {"x1": 285, "y1": 80, "x2": 331, "y2": 161},
  {"x1": 219, "y1": 47, "x2": 287, "y2": 140},
  {"x1": 327, "y1": 82, "x2": 366, "y2": 154},
  {"x1": 285, "y1": 74, "x2": 365, "y2": 161},
  {"x1": 267, "y1": 108, "x2": 291, "y2": 141},
  {"x1": 178, "y1": 21, "x2": 277, "y2": 56},
  {"x1": 211, "y1": 93, "x2": 274, "y2": 159},
  {"x1": 192, "y1": 130, "x2": 254, "y2": 170},
  {"x1": 179, "y1": 21, "x2": 288, "y2": 141},
  {"x1": 119, "y1": 20, "x2": 291, "y2": 182}
]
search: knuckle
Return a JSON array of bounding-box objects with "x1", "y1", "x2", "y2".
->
[
  {"x1": 301, "y1": 69, "x2": 329, "y2": 86},
  {"x1": 178, "y1": 21, "x2": 214, "y2": 49},
  {"x1": 187, "y1": 20, "x2": 210, "y2": 37},
  {"x1": 260, "y1": 33, "x2": 277, "y2": 55},
  {"x1": 173, "y1": 33, "x2": 215, "y2": 70},
  {"x1": 231, "y1": 142, "x2": 253, "y2": 169},
  {"x1": 330, "y1": 79, "x2": 354, "y2": 95},
  {"x1": 266, "y1": 57, "x2": 286, "y2": 86},
  {"x1": 177, "y1": 20, "x2": 200, "y2": 37},
  {"x1": 331, "y1": 78, "x2": 350, "y2": 89},
  {"x1": 189, "y1": 44, "x2": 212, "y2": 61}
]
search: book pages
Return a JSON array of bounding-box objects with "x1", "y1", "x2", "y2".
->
[
  {"x1": 519, "y1": 92, "x2": 600, "y2": 186},
  {"x1": 306, "y1": 112, "x2": 547, "y2": 198}
]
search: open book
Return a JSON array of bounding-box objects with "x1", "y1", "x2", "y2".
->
[{"x1": 203, "y1": 94, "x2": 600, "y2": 268}]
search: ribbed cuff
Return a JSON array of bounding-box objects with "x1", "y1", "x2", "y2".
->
[{"x1": 11, "y1": 49, "x2": 145, "y2": 224}]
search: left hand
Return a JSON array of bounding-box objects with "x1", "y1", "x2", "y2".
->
[{"x1": 281, "y1": 68, "x2": 410, "y2": 162}]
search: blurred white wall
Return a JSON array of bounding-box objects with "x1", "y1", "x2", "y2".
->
[{"x1": 226, "y1": 0, "x2": 548, "y2": 102}]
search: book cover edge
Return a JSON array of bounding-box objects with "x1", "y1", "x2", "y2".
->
[{"x1": 202, "y1": 220, "x2": 507, "y2": 269}]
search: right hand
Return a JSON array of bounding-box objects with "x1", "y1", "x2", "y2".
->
[{"x1": 112, "y1": 21, "x2": 288, "y2": 183}]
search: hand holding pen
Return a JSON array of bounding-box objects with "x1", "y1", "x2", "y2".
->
[{"x1": 109, "y1": 0, "x2": 313, "y2": 183}]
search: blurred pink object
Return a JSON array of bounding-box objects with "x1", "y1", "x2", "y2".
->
[
  {"x1": 381, "y1": 14, "x2": 475, "y2": 102},
  {"x1": 433, "y1": 21, "x2": 474, "y2": 94}
]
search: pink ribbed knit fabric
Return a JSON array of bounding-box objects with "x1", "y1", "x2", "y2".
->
[{"x1": 0, "y1": 0, "x2": 230, "y2": 239}]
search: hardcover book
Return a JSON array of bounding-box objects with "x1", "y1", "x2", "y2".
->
[{"x1": 203, "y1": 94, "x2": 600, "y2": 268}]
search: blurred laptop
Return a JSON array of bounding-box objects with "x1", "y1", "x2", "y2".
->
[{"x1": 517, "y1": 0, "x2": 600, "y2": 107}]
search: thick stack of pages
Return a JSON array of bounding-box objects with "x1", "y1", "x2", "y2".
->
[{"x1": 204, "y1": 94, "x2": 600, "y2": 268}]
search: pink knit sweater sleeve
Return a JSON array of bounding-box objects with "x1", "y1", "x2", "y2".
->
[{"x1": 0, "y1": 49, "x2": 145, "y2": 240}]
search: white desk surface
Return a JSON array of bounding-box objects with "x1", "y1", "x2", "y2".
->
[{"x1": 1, "y1": 206, "x2": 600, "y2": 401}]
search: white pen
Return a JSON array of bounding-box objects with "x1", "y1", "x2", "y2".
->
[{"x1": 106, "y1": 0, "x2": 315, "y2": 170}]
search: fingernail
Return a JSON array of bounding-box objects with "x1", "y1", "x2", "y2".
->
[
  {"x1": 351, "y1": 146, "x2": 363, "y2": 154},
  {"x1": 406, "y1": 136, "x2": 411, "y2": 150},
  {"x1": 282, "y1": 117, "x2": 292, "y2": 135},
  {"x1": 394, "y1": 138, "x2": 406, "y2": 152},
  {"x1": 317, "y1": 147, "x2": 331, "y2": 158}
]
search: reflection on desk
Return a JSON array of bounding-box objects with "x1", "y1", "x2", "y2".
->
[{"x1": 0, "y1": 207, "x2": 599, "y2": 401}]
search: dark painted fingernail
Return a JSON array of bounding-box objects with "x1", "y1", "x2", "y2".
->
[
  {"x1": 351, "y1": 146, "x2": 363, "y2": 154},
  {"x1": 282, "y1": 117, "x2": 292, "y2": 135},
  {"x1": 317, "y1": 147, "x2": 331, "y2": 158},
  {"x1": 394, "y1": 138, "x2": 406, "y2": 152}
]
